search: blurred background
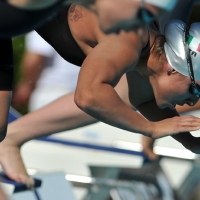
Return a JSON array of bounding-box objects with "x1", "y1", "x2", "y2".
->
[{"x1": 6, "y1": 1, "x2": 200, "y2": 200}]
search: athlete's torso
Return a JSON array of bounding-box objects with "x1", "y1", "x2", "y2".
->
[
  {"x1": 36, "y1": 4, "x2": 160, "y2": 108},
  {"x1": 126, "y1": 21, "x2": 160, "y2": 108}
]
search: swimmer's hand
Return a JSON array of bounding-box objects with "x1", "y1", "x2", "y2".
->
[{"x1": 150, "y1": 115, "x2": 200, "y2": 139}]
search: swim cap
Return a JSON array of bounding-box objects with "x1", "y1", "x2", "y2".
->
[{"x1": 164, "y1": 20, "x2": 200, "y2": 81}]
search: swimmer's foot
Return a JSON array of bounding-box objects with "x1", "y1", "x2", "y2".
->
[{"x1": 0, "y1": 139, "x2": 34, "y2": 190}]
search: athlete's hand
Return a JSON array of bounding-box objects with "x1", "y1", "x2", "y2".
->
[{"x1": 151, "y1": 115, "x2": 200, "y2": 139}]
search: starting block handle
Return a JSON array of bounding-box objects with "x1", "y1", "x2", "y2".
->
[{"x1": 0, "y1": 172, "x2": 42, "y2": 193}]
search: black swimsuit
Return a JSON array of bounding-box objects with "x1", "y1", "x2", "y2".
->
[
  {"x1": 36, "y1": 5, "x2": 86, "y2": 67},
  {"x1": 0, "y1": 0, "x2": 66, "y2": 90},
  {"x1": 37, "y1": 6, "x2": 160, "y2": 66},
  {"x1": 0, "y1": 0, "x2": 65, "y2": 38},
  {"x1": 0, "y1": 39, "x2": 13, "y2": 90},
  {"x1": 0, "y1": 4, "x2": 160, "y2": 91}
]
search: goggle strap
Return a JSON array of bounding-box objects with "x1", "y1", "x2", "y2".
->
[{"x1": 183, "y1": 26, "x2": 197, "y2": 89}]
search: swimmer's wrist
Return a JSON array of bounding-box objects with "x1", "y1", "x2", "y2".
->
[{"x1": 139, "y1": 121, "x2": 154, "y2": 138}]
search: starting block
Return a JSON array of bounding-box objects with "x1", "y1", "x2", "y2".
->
[
  {"x1": 0, "y1": 172, "x2": 42, "y2": 200},
  {"x1": 0, "y1": 172, "x2": 42, "y2": 194},
  {"x1": 0, "y1": 172, "x2": 76, "y2": 200}
]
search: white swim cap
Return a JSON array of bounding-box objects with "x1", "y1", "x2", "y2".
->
[{"x1": 164, "y1": 20, "x2": 200, "y2": 81}]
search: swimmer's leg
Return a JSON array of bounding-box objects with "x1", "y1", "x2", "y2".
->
[
  {"x1": 0, "y1": 75, "x2": 130, "y2": 188},
  {"x1": 0, "y1": 187, "x2": 7, "y2": 200},
  {"x1": 0, "y1": 92, "x2": 97, "y2": 189}
]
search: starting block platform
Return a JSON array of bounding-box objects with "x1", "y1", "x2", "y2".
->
[
  {"x1": 0, "y1": 172, "x2": 42, "y2": 194},
  {"x1": 0, "y1": 171, "x2": 76, "y2": 200}
]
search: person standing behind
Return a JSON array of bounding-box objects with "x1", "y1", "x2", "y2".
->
[{"x1": 12, "y1": 31, "x2": 80, "y2": 112}]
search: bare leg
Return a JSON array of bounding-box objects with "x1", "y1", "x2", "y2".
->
[
  {"x1": 0, "y1": 188, "x2": 8, "y2": 200},
  {"x1": 0, "y1": 75, "x2": 130, "y2": 188},
  {"x1": 0, "y1": 92, "x2": 97, "y2": 188}
]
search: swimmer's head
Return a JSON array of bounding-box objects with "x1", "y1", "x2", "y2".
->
[
  {"x1": 164, "y1": 20, "x2": 200, "y2": 97},
  {"x1": 76, "y1": 0, "x2": 178, "y2": 33}
]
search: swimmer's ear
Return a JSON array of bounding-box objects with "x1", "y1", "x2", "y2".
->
[
  {"x1": 171, "y1": 69, "x2": 177, "y2": 74},
  {"x1": 167, "y1": 68, "x2": 177, "y2": 76}
]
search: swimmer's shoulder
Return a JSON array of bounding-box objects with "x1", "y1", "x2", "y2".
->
[{"x1": 68, "y1": 4, "x2": 100, "y2": 46}]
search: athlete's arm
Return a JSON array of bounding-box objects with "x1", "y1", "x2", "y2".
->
[
  {"x1": 137, "y1": 99, "x2": 200, "y2": 153},
  {"x1": 75, "y1": 30, "x2": 200, "y2": 139},
  {"x1": 75, "y1": 31, "x2": 160, "y2": 137}
]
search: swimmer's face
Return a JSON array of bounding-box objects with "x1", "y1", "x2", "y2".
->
[
  {"x1": 83, "y1": 0, "x2": 168, "y2": 33},
  {"x1": 154, "y1": 72, "x2": 199, "y2": 110}
]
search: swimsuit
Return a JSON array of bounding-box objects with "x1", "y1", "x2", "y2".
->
[
  {"x1": 36, "y1": 5, "x2": 86, "y2": 67},
  {"x1": 0, "y1": 0, "x2": 66, "y2": 90},
  {"x1": 0, "y1": 39, "x2": 13, "y2": 90},
  {"x1": 0, "y1": 0, "x2": 65, "y2": 38},
  {"x1": 0, "y1": 4, "x2": 160, "y2": 90}
]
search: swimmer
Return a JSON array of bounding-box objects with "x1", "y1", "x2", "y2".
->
[
  {"x1": 0, "y1": 0, "x2": 180, "y2": 143},
  {"x1": 0, "y1": 5, "x2": 200, "y2": 189}
]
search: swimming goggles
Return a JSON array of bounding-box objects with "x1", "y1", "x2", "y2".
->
[{"x1": 183, "y1": 26, "x2": 200, "y2": 98}]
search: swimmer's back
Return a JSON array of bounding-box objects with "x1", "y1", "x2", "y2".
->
[{"x1": 36, "y1": 5, "x2": 86, "y2": 67}]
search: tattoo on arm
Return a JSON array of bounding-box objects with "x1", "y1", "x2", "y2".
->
[{"x1": 68, "y1": 4, "x2": 83, "y2": 22}]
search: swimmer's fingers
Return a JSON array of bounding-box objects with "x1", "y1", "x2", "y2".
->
[{"x1": 151, "y1": 115, "x2": 200, "y2": 139}]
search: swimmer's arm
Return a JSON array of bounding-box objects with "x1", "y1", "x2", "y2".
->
[
  {"x1": 75, "y1": 33, "x2": 155, "y2": 136},
  {"x1": 75, "y1": 30, "x2": 200, "y2": 138},
  {"x1": 137, "y1": 99, "x2": 200, "y2": 152}
]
